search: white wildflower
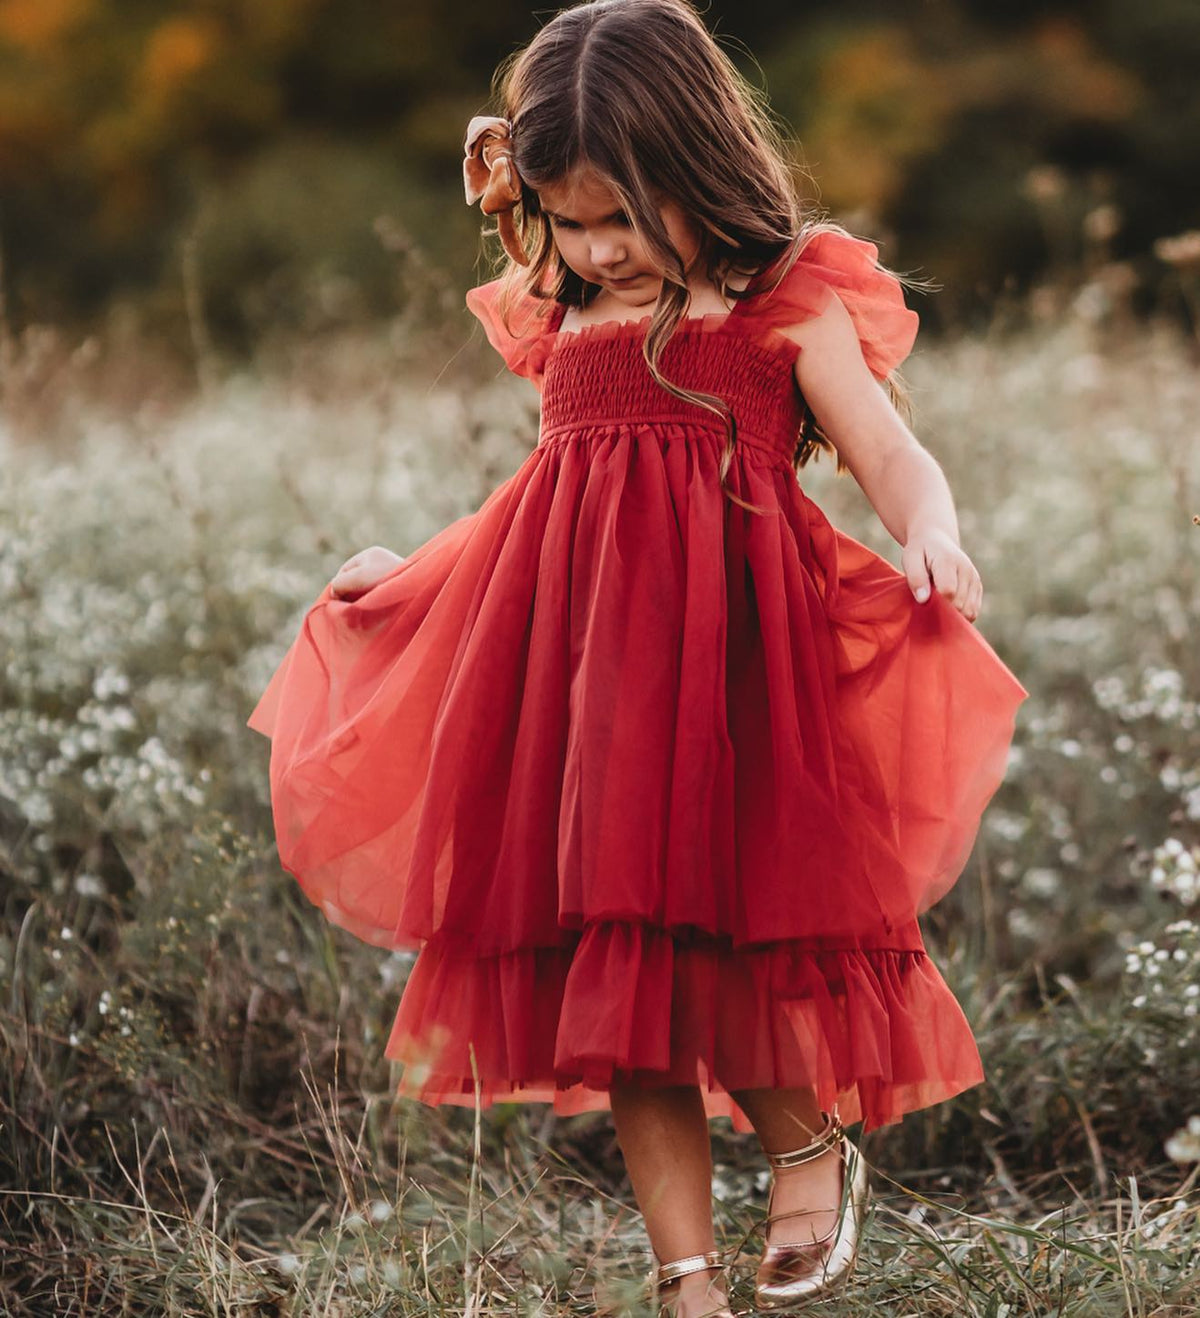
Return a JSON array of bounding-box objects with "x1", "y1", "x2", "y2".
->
[
  {"x1": 1022, "y1": 867, "x2": 1062, "y2": 899},
  {"x1": 1007, "y1": 908, "x2": 1040, "y2": 941},
  {"x1": 1165, "y1": 1117, "x2": 1200, "y2": 1164}
]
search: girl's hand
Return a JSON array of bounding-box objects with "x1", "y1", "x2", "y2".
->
[
  {"x1": 901, "y1": 527, "x2": 982, "y2": 622},
  {"x1": 330, "y1": 545, "x2": 406, "y2": 599}
]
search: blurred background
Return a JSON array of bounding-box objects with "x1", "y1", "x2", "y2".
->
[
  {"x1": 2, "y1": 3, "x2": 1199, "y2": 1313},
  {"x1": 2, "y1": 0, "x2": 1200, "y2": 355}
]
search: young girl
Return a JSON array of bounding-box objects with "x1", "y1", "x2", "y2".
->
[{"x1": 248, "y1": 1, "x2": 1028, "y2": 1312}]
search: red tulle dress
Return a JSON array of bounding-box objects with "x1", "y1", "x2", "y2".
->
[{"x1": 247, "y1": 230, "x2": 1028, "y2": 1134}]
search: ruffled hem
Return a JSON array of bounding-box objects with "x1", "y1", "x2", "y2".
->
[{"x1": 385, "y1": 919, "x2": 984, "y2": 1133}]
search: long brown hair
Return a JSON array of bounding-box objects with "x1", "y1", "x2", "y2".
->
[{"x1": 480, "y1": 0, "x2": 929, "y2": 510}]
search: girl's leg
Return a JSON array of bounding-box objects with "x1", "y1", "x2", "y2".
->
[
  {"x1": 728, "y1": 1086, "x2": 846, "y2": 1244},
  {"x1": 609, "y1": 1081, "x2": 730, "y2": 1316}
]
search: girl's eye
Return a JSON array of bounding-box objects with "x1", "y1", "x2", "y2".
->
[{"x1": 547, "y1": 214, "x2": 629, "y2": 230}]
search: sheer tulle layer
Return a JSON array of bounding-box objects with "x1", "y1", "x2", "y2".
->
[
  {"x1": 248, "y1": 423, "x2": 1026, "y2": 955},
  {"x1": 386, "y1": 919, "x2": 984, "y2": 1133}
]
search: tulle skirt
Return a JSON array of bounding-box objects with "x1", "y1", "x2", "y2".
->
[{"x1": 248, "y1": 421, "x2": 1027, "y2": 1131}]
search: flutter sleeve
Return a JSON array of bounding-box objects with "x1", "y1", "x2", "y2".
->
[
  {"x1": 465, "y1": 278, "x2": 557, "y2": 390},
  {"x1": 751, "y1": 229, "x2": 920, "y2": 380}
]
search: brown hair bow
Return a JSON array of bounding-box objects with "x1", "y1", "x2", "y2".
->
[{"x1": 463, "y1": 115, "x2": 530, "y2": 267}]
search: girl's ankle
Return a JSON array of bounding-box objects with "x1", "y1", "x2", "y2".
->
[{"x1": 657, "y1": 1274, "x2": 731, "y2": 1317}]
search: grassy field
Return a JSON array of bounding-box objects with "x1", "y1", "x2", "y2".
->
[{"x1": 1, "y1": 281, "x2": 1198, "y2": 1315}]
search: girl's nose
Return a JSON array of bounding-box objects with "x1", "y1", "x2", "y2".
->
[{"x1": 590, "y1": 237, "x2": 625, "y2": 268}]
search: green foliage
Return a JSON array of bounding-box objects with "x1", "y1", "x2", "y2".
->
[{"x1": 175, "y1": 136, "x2": 475, "y2": 353}]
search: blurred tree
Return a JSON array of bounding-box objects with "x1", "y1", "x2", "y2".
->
[{"x1": 0, "y1": 0, "x2": 1195, "y2": 347}]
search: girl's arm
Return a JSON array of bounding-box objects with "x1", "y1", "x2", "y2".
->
[{"x1": 782, "y1": 294, "x2": 983, "y2": 623}]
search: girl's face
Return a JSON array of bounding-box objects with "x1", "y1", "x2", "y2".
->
[{"x1": 537, "y1": 168, "x2": 700, "y2": 309}]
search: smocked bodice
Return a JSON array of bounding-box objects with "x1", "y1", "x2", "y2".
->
[
  {"x1": 464, "y1": 228, "x2": 922, "y2": 467},
  {"x1": 538, "y1": 322, "x2": 804, "y2": 465}
]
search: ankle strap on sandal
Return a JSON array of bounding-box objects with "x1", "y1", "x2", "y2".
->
[
  {"x1": 764, "y1": 1109, "x2": 844, "y2": 1170},
  {"x1": 653, "y1": 1249, "x2": 724, "y2": 1286}
]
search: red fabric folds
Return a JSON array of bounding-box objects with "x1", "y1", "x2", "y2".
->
[
  {"x1": 248, "y1": 229, "x2": 1028, "y2": 1131},
  {"x1": 388, "y1": 921, "x2": 984, "y2": 1134}
]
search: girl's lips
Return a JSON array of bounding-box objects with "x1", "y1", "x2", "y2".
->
[{"x1": 605, "y1": 274, "x2": 644, "y2": 286}]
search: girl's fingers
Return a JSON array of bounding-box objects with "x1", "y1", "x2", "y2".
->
[
  {"x1": 901, "y1": 543, "x2": 933, "y2": 601},
  {"x1": 935, "y1": 558, "x2": 961, "y2": 604},
  {"x1": 968, "y1": 570, "x2": 983, "y2": 617},
  {"x1": 331, "y1": 548, "x2": 405, "y2": 598},
  {"x1": 932, "y1": 552, "x2": 983, "y2": 619},
  {"x1": 969, "y1": 579, "x2": 984, "y2": 621},
  {"x1": 332, "y1": 550, "x2": 372, "y2": 591},
  {"x1": 951, "y1": 569, "x2": 982, "y2": 621},
  {"x1": 331, "y1": 565, "x2": 363, "y2": 595}
]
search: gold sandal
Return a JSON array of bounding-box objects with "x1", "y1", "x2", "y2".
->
[
  {"x1": 753, "y1": 1108, "x2": 869, "y2": 1309},
  {"x1": 649, "y1": 1249, "x2": 734, "y2": 1316}
]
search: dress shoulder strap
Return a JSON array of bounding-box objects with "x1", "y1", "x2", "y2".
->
[
  {"x1": 743, "y1": 230, "x2": 920, "y2": 380},
  {"x1": 465, "y1": 278, "x2": 558, "y2": 389}
]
